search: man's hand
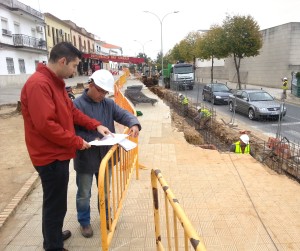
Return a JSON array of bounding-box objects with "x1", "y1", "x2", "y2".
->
[
  {"x1": 80, "y1": 140, "x2": 91, "y2": 150},
  {"x1": 97, "y1": 125, "x2": 112, "y2": 137},
  {"x1": 128, "y1": 125, "x2": 140, "y2": 138}
]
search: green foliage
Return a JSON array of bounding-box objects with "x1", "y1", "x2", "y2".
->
[
  {"x1": 296, "y1": 72, "x2": 300, "y2": 79},
  {"x1": 223, "y1": 14, "x2": 262, "y2": 89},
  {"x1": 153, "y1": 14, "x2": 262, "y2": 86},
  {"x1": 168, "y1": 31, "x2": 201, "y2": 63},
  {"x1": 223, "y1": 15, "x2": 262, "y2": 59},
  {"x1": 196, "y1": 25, "x2": 228, "y2": 60}
]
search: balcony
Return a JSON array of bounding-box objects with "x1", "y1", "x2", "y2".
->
[{"x1": 12, "y1": 34, "x2": 47, "y2": 50}]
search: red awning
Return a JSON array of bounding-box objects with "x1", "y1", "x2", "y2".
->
[{"x1": 82, "y1": 54, "x2": 145, "y2": 64}]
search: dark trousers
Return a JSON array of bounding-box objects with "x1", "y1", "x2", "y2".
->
[{"x1": 35, "y1": 160, "x2": 70, "y2": 251}]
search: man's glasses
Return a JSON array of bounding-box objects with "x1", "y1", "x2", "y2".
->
[
  {"x1": 94, "y1": 84, "x2": 108, "y2": 94},
  {"x1": 89, "y1": 78, "x2": 108, "y2": 94}
]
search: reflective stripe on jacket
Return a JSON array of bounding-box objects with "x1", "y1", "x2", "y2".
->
[
  {"x1": 234, "y1": 141, "x2": 250, "y2": 154},
  {"x1": 282, "y1": 80, "x2": 288, "y2": 90},
  {"x1": 202, "y1": 108, "x2": 211, "y2": 117},
  {"x1": 182, "y1": 97, "x2": 189, "y2": 105}
]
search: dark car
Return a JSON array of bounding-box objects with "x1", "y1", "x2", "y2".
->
[
  {"x1": 202, "y1": 83, "x2": 232, "y2": 104},
  {"x1": 228, "y1": 89, "x2": 287, "y2": 120}
]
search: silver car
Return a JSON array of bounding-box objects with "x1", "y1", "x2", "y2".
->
[{"x1": 228, "y1": 89, "x2": 287, "y2": 120}]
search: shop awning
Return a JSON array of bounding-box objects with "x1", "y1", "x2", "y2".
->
[{"x1": 82, "y1": 54, "x2": 145, "y2": 64}]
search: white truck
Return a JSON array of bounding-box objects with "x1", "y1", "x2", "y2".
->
[{"x1": 169, "y1": 63, "x2": 195, "y2": 90}]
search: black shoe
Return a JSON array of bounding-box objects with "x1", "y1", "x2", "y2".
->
[{"x1": 62, "y1": 230, "x2": 71, "y2": 241}]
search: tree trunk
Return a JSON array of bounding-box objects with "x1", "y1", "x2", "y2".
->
[
  {"x1": 210, "y1": 56, "x2": 214, "y2": 83},
  {"x1": 234, "y1": 55, "x2": 241, "y2": 89}
]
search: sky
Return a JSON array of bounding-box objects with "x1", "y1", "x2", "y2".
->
[{"x1": 19, "y1": 0, "x2": 300, "y2": 59}]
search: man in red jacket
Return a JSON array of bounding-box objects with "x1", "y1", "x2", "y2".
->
[{"x1": 21, "y1": 42, "x2": 111, "y2": 251}]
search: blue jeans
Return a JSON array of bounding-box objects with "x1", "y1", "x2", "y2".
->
[
  {"x1": 76, "y1": 169, "x2": 111, "y2": 227},
  {"x1": 35, "y1": 160, "x2": 70, "y2": 251}
]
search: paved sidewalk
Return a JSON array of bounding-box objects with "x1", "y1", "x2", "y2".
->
[{"x1": 1, "y1": 78, "x2": 300, "y2": 250}]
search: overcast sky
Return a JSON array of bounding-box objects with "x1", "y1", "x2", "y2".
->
[{"x1": 20, "y1": 0, "x2": 300, "y2": 59}]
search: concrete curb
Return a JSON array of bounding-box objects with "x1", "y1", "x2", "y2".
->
[{"x1": 0, "y1": 172, "x2": 40, "y2": 229}]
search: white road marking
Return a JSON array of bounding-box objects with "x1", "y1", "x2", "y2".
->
[{"x1": 270, "y1": 122, "x2": 300, "y2": 126}]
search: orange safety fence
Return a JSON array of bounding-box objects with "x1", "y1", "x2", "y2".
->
[
  {"x1": 98, "y1": 70, "x2": 139, "y2": 250},
  {"x1": 151, "y1": 169, "x2": 207, "y2": 251}
]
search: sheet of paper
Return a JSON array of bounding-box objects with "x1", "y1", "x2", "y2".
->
[
  {"x1": 118, "y1": 138, "x2": 137, "y2": 151},
  {"x1": 88, "y1": 133, "x2": 137, "y2": 151},
  {"x1": 89, "y1": 134, "x2": 128, "y2": 146}
]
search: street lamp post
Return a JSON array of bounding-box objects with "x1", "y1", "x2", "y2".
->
[
  {"x1": 133, "y1": 39, "x2": 152, "y2": 56},
  {"x1": 143, "y1": 10, "x2": 179, "y2": 86},
  {"x1": 133, "y1": 40, "x2": 152, "y2": 74}
]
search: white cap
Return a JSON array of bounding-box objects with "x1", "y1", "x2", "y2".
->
[
  {"x1": 240, "y1": 134, "x2": 249, "y2": 144},
  {"x1": 89, "y1": 69, "x2": 114, "y2": 92},
  {"x1": 283, "y1": 77, "x2": 287, "y2": 80}
]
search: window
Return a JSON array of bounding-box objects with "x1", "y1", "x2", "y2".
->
[
  {"x1": 236, "y1": 91, "x2": 243, "y2": 99},
  {"x1": 1, "y1": 17, "x2": 8, "y2": 29},
  {"x1": 52, "y1": 27, "x2": 55, "y2": 45},
  {"x1": 31, "y1": 28, "x2": 36, "y2": 38},
  {"x1": 241, "y1": 92, "x2": 248, "y2": 100},
  {"x1": 14, "y1": 22, "x2": 20, "y2": 34},
  {"x1": 1, "y1": 18, "x2": 12, "y2": 36},
  {"x1": 34, "y1": 60, "x2": 39, "y2": 69},
  {"x1": 18, "y1": 59, "x2": 26, "y2": 73},
  {"x1": 47, "y1": 25, "x2": 50, "y2": 36},
  {"x1": 6, "y1": 57, "x2": 15, "y2": 74}
]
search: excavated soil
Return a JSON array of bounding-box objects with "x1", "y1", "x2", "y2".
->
[{"x1": 149, "y1": 86, "x2": 243, "y2": 149}]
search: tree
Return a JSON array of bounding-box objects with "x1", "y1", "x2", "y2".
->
[
  {"x1": 223, "y1": 15, "x2": 262, "y2": 89},
  {"x1": 169, "y1": 31, "x2": 201, "y2": 63},
  {"x1": 195, "y1": 25, "x2": 228, "y2": 82}
]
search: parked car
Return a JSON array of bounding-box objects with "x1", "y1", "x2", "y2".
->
[
  {"x1": 202, "y1": 83, "x2": 232, "y2": 104},
  {"x1": 228, "y1": 89, "x2": 287, "y2": 120}
]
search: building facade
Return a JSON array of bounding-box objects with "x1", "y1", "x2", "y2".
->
[
  {"x1": 44, "y1": 13, "x2": 72, "y2": 57},
  {"x1": 0, "y1": 0, "x2": 47, "y2": 87}
]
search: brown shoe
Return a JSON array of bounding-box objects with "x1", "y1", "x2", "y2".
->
[{"x1": 80, "y1": 224, "x2": 93, "y2": 238}]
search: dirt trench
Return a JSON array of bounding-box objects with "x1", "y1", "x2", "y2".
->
[{"x1": 149, "y1": 86, "x2": 243, "y2": 150}]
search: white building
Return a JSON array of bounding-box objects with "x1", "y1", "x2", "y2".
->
[{"x1": 0, "y1": 0, "x2": 47, "y2": 87}]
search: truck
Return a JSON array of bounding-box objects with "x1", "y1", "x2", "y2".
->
[{"x1": 163, "y1": 63, "x2": 194, "y2": 90}]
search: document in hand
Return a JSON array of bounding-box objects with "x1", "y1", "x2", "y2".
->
[{"x1": 89, "y1": 134, "x2": 137, "y2": 151}]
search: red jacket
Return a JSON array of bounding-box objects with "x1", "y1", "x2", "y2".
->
[{"x1": 21, "y1": 63, "x2": 101, "y2": 166}]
